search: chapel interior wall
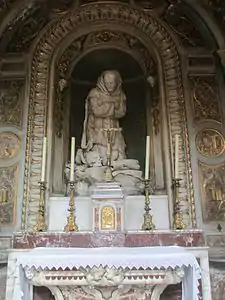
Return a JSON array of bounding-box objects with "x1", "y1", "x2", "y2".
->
[{"x1": 0, "y1": 1, "x2": 225, "y2": 299}]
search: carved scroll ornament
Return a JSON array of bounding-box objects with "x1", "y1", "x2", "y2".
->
[{"x1": 190, "y1": 76, "x2": 221, "y2": 123}]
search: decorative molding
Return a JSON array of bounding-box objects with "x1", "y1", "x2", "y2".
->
[
  {"x1": 0, "y1": 79, "x2": 24, "y2": 127},
  {"x1": 190, "y1": 76, "x2": 221, "y2": 124},
  {"x1": 58, "y1": 30, "x2": 155, "y2": 77},
  {"x1": 196, "y1": 129, "x2": 225, "y2": 158},
  {"x1": 0, "y1": 164, "x2": 18, "y2": 226},
  {"x1": 23, "y1": 3, "x2": 195, "y2": 229},
  {"x1": 6, "y1": 6, "x2": 49, "y2": 53},
  {"x1": 162, "y1": 3, "x2": 208, "y2": 48},
  {"x1": 199, "y1": 162, "x2": 225, "y2": 222},
  {"x1": 0, "y1": 132, "x2": 20, "y2": 160}
]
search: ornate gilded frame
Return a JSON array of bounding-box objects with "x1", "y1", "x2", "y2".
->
[{"x1": 22, "y1": 3, "x2": 196, "y2": 230}]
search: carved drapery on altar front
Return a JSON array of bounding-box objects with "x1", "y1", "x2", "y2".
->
[{"x1": 22, "y1": 3, "x2": 195, "y2": 229}]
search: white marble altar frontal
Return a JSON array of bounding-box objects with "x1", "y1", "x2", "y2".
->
[
  {"x1": 7, "y1": 246, "x2": 201, "y2": 300},
  {"x1": 48, "y1": 195, "x2": 170, "y2": 231}
]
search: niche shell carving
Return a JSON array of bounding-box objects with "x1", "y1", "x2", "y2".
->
[
  {"x1": 196, "y1": 129, "x2": 225, "y2": 157},
  {"x1": 0, "y1": 132, "x2": 20, "y2": 160}
]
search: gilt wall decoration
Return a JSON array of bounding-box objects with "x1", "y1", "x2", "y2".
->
[
  {"x1": 0, "y1": 165, "x2": 18, "y2": 226},
  {"x1": 0, "y1": 132, "x2": 20, "y2": 160},
  {"x1": 190, "y1": 76, "x2": 221, "y2": 123},
  {"x1": 58, "y1": 30, "x2": 155, "y2": 77},
  {"x1": 0, "y1": 80, "x2": 24, "y2": 127},
  {"x1": 199, "y1": 162, "x2": 225, "y2": 222},
  {"x1": 196, "y1": 129, "x2": 225, "y2": 158}
]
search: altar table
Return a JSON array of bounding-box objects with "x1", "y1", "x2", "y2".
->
[{"x1": 6, "y1": 246, "x2": 201, "y2": 300}]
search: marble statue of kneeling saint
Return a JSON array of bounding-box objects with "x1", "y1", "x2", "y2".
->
[{"x1": 66, "y1": 70, "x2": 144, "y2": 195}]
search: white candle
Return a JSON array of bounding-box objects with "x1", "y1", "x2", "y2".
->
[
  {"x1": 145, "y1": 136, "x2": 150, "y2": 180},
  {"x1": 70, "y1": 137, "x2": 76, "y2": 182},
  {"x1": 41, "y1": 137, "x2": 47, "y2": 182},
  {"x1": 174, "y1": 134, "x2": 179, "y2": 179}
]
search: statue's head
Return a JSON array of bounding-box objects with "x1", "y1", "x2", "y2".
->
[{"x1": 101, "y1": 70, "x2": 122, "y2": 93}]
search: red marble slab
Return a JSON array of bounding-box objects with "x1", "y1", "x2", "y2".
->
[{"x1": 13, "y1": 230, "x2": 205, "y2": 249}]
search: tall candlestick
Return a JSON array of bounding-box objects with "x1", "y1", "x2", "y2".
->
[
  {"x1": 145, "y1": 136, "x2": 150, "y2": 180},
  {"x1": 70, "y1": 137, "x2": 75, "y2": 182},
  {"x1": 41, "y1": 137, "x2": 47, "y2": 182},
  {"x1": 174, "y1": 134, "x2": 179, "y2": 179}
]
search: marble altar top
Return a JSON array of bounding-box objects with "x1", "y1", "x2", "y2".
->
[{"x1": 13, "y1": 230, "x2": 205, "y2": 249}]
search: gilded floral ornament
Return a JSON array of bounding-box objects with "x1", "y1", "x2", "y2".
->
[
  {"x1": 190, "y1": 76, "x2": 221, "y2": 123},
  {"x1": 196, "y1": 129, "x2": 225, "y2": 158}
]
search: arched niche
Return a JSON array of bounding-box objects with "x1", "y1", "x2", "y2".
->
[
  {"x1": 22, "y1": 3, "x2": 196, "y2": 230},
  {"x1": 52, "y1": 34, "x2": 165, "y2": 197}
]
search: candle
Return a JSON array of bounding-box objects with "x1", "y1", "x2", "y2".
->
[
  {"x1": 145, "y1": 136, "x2": 150, "y2": 180},
  {"x1": 41, "y1": 137, "x2": 47, "y2": 182},
  {"x1": 70, "y1": 137, "x2": 76, "y2": 182},
  {"x1": 174, "y1": 134, "x2": 179, "y2": 179}
]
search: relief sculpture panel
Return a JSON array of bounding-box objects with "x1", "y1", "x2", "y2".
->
[
  {"x1": 199, "y1": 162, "x2": 225, "y2": 222},
  {"x1": 0, "y1": 80, "x2": 24, "y2": 127},
  {"x1": 190, "y1": 76, "x2": 221, "y2": 123},
  {"x1": 0, "y1": 132, "x2": 20, "y2": 160},
  {"x1": 196, "y1": 129, "x2": 225, "y2": 157},
  {"x1": 0, "y1": 165, "x2": 18, "y2": 226}
]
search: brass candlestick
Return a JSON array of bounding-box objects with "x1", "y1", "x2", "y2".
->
[
  {"x1": 142, "y1": 179, "x2": 156, "y2": 230},
  {"x1": 64, "y1": 181, "x2": 78, "y2": 232},
  {"x1": 102, "y1": 128, "x2": 121, "y2": 182},
  {"x1": 105, "y1": 139, "x2": 113, "y2": 182},
  {"x1": 172, "y1": 178, "x2": 185, "y2": 230},
  {"x1": 32, "y1": 181, "x2": 47, "y2": 232}
]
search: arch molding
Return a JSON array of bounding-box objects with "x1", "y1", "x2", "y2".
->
[{"x1": 22, "y1": 3, "x2": 196, "y2": 229}]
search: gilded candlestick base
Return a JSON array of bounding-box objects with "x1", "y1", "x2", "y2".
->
[
  {"x1": 142, "y1": 212, "x2": 155, "y2": 230},
  {"x1": 172, "y1": 178, "x2": 185, "y2": 230},
  {"x1": 141, "y1": 179, "x2": 156, "y2": 231},
  {"x1": 64, "y1": 181, "x2": 79, "y2": 232},
  {"x1": 105, "y1": 165, "x2": 113, "y2": 182},
  {"x1": 32, "y1": 181, "x2": 47, "y2": 232}
]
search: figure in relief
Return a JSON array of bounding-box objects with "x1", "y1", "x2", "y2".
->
[{"x1": 66, "y1": 70, "x2": 144, "y2": 195}]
